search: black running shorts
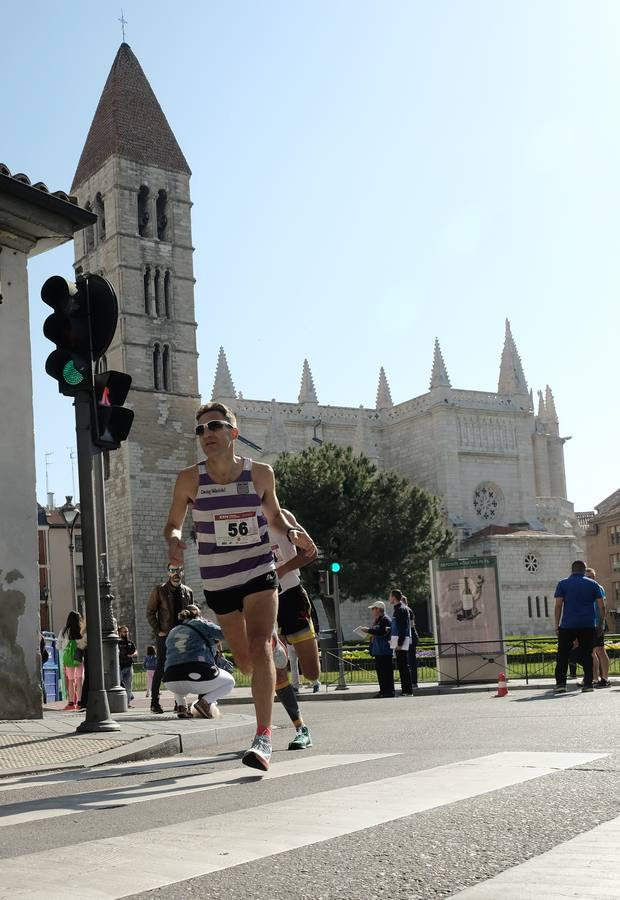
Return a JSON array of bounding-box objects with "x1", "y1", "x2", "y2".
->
[
  {"x1": 277, "y1": 583, "x2": 316, "y2": 644},
  {"x1": 203, "y1": 570, "x2": 279, "y2": 616}
]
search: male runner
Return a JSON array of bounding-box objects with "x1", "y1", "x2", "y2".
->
[
  {"x1": 270, "y1": 511, "x2": 320, "y2": 749},
  {"x1": 164, "y1": 402, "x2": 316, "y2": 770}
]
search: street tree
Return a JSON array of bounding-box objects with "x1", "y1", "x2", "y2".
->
[{"x1": 273, "y1": 444, "x2": 452, "y2": 622}]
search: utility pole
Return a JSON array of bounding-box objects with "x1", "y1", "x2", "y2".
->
[
  {"x1": 73, "y1": 389, "x2": 119, "y2": 733},
  {"x1": 331, "y1": 569, "x2": 348, "y2": 691}
]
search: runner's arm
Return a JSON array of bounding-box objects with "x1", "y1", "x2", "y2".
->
[
  {"x1": 163, "y1": 467, "x2": 198, "y2": 564},
  {"x1": 255, "y1": 464, "x2": 316, "y2": 555},
  {"x1": 275, "y1": 511, "x2": 318, "y2": 576}
]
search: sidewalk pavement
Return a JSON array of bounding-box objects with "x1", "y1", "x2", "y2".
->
[{"x1": 0, "y1": 676, "x2": 585, "y2": 778}]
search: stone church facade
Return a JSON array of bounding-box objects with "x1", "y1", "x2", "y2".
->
[
  {"x1": 72, "y1": 43, "x2": 580, "y2": 646},
  {"x1": 212, "y1": 339, "x2": 582, "y2": 636}
]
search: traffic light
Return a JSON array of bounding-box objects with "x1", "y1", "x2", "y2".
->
[
  {"x1": 92, "y1": 371, "x2": 134, "y2": 450},
  {"x1": 328, "y1": 535, "x2": 342, "y2": 575},
  {"x1": 42, "y1": 274, "x2": 119, "y2": 396},
  {"x1": 42, "y1": 277, "x2": 91, "y2": 395}
]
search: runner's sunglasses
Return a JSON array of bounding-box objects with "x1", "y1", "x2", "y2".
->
[{"x1": 195, "y1": 421, "x2": 234, "y2": 436}]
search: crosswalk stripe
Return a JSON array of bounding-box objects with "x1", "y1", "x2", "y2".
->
[
  {"x1": 0, "y1": 753, "x2": 393, "y2": 828},
  {"x1": 0, "y1": 751, "x2": 605, "y2": 899},
  {"x1": 450, "y1": 811, "x2": 620, "y2": 898}
]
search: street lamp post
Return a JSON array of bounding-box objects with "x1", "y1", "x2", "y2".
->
[{"x1": 60, "y1": 496, "x2": 80, "y2": 614}]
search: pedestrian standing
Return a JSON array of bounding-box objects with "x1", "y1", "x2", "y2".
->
[
  {"x1": 554, "y1": 560, "x2": 605, "y2": 693},
  {"x1": 389, "y1": 589, "x2": 413, "y2": 696},
  {"x1": 586, "y1": 567, "x2": 611, "y2": 687},
  {"x1": 146, "y1": 564, "x2": 193, "y2": 714},
  {"x1": 60, "y1": 611, "x2": 84, "y2": 710},
  {"x1": 118, "y1": 625, "x2": 138, "y2": 707},
  {"x1": 361, "y1": 601, "x2": 395, "y2": 698},
  {"x1": 404, "y1": 596, "x2": 419, "y2": 689},
  {"x1": 143, "y1": 644, "x2": 157, "y2": 698}
]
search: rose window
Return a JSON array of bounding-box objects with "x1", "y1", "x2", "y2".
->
[
  {"x1": 524, "y1": 553, "x2": 539, "y2": 574},
  {"x1": 473, "y1": 484, "x2": 502, "y2": 520}
]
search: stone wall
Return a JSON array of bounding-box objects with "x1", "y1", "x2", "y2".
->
[{"x1": 0, "y1": 246, "x2": 43, "y2": 717}]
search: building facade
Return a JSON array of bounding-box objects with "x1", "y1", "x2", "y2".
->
[
  {"x1": 212, "y1": 331, "x2": 582, "y2": 636},
  {"x1": 38, "y1": 501, "x2": 84, "y2": 635},
  {"x1": 583, "y1": 490, "x2": 620, "y2": 632}
]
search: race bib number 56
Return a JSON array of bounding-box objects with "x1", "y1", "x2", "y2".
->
[{"x1": 214, "y1": 511, "x2": 260, "y2": 547}]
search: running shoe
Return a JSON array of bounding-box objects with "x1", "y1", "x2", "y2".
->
[
  {"x1": 271, "y1": 635, "x2": 288, "y2": 669},
  {"x1": 150, "y1": 702, "x2": 164, "y2": 714},
  {"x1": 595, "y1": 678, "x2": 611, "y2": 688},
  {"x1": 312, "y1": 682, "x2": 320, "y2": 693},
  {"x1": 63, "y1": 703, "x2": 75, "y2": 711},
  {"x1": 553, "y1": 685, "x2": 567, "y2": 694},
  {"x1": 288, "y1": 725, "x2": 312, "y2": 750},
  {"x1": 581, "y1": 685, "x2": 594, "y2": 693},
  {"x1": 191, "y1": 698, "x2": 220, "y2": 719},
  {"x1": 242, "y1": 734, "x2": 272, "y2": 771}
]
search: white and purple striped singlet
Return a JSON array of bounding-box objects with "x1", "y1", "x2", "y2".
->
[{"x1": 192, "y1": 457, "x2": 275, "y2": 592}]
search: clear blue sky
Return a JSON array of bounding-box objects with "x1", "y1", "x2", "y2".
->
[{"x1": 4, "y1": 1, "x2": 618, "y2": 510}]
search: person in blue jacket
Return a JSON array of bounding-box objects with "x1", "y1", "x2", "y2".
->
[
  {"x1": 362, "y1": 601, "x2": 395, "y2": 698},
  {"x1": 164, "y1": 604, "x2": 235, "y2": 718}
]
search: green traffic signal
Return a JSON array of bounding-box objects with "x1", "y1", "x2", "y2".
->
[
  {"x1": 330, "y1": 562, "x2": 341, "y2": 573},
  {"x1": 62, "y1": 359, "x2": 85, "y2": 386}
]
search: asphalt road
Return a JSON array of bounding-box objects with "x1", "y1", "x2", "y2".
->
[{"x1": 1, "y1": 684, "x2": 619, "y2": 899}]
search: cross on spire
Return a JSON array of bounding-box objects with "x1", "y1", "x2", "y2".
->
[{"x1": 118, "y1": 9, "x2": 128, "y2": 42}]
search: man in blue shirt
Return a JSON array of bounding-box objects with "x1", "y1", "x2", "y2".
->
[{"x1": 554, "y1": 560, "x2": 605, "y2": 693}]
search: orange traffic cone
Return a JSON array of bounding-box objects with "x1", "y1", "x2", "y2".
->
[{"x1": 495, "y1": 672, "x2": 508, "y2": 697}]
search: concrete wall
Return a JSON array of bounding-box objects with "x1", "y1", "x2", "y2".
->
[{"x1": 0, "y1": 246, "x2": 43, "y2": 717}]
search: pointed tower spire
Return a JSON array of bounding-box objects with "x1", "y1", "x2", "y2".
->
[
  {"x1": 211, "y1": 347, "x2": 236, "y2": 400},
  {"x1": 537, "y1": 389, "x2": 545, "y2": 419},
  {"x1": 72, "y1": 43, "x2": 190, "y2": 190},
  {"x1": 498, "y1": 319, "x2": 528, "y2": 395},
  {"x1": 376, "y1": 367, "x2": 393, "y2": 410},
  {"x1": 298, "y1": 359, "x2": 318, "y2": 404},
  {"x1": 545, "y1": 385, "x2": 558, "y2": 422},
  {"x1": 429, "y1": 338, "x2": 451, "y2": 389}
]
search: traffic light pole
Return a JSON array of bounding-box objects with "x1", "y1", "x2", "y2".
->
[
  {"x1": 93, "y1": 452, "x2": 127, "y2": 714},
  {"x1": 73, "y1": 390, "x2": 120, "y2": 733},
  {"x1": 332, "y1": 572, "x2": 348, "y2": 691}
]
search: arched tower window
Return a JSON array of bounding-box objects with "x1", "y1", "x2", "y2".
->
[
  {"x1": 144, "y1": 267, "x2": 151, "y2": 315},
  {"x1": 154, "y1": 268, "x2": 162, "y2": 317},
  {"x1": 164, "y1": 270, "x2": 171, "y2": 318},
  {"x1": 162, "y1": 344, "x2": 171, "y2": 391},
  {"x1": 95, "y1": 192, "x2": 106, "y2": 242},
  {"x1": 84, "y1": 202, "x2": 95, "y2": 253},
  {"x1": 156, "y1": 190, "x2": 168, "y2": 241},
  {"x1": 153, "y1": 343, "x2": 161, "y2": 390},
  {"x1": 138, "y1": 185, "x2": 151, "y2": 237}
]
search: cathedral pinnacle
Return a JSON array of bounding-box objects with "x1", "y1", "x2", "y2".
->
[
  {"x1": 376, "y1": 367, "x2": 393, "y2": 409},
  {"x1": 429, "y1": 338, "x2": 451, "y2": 389},
  {"x1": 537, "y1": 389, "x2": 545, "y2": 419},
  {"x1": 545, "y1": 385, "x2": 558, "y2": 422},
  {"x1": 298, "y1": 359, "x2": 318, "y2": 404},
  {"x1": 211, "y1": 347, "x2": 236, "y2": 400},
  {"x1": 497, "y1": 319, "x2": 528, "y2": 395}
]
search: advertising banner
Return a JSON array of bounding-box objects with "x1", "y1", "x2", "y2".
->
[{"x1": 431, "y1": 556, "x2": 504, "y2": 662}]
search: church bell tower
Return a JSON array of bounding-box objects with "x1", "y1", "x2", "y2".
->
[{"x1": 71, "y1": 44, "x2": 200, "y2": 647}]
